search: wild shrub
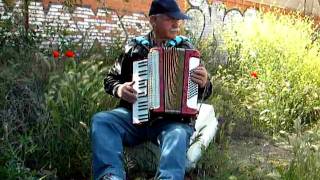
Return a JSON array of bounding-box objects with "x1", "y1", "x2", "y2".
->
[
  {"x1": 43, "y1": 58, "x2": 118, "y2": 178},
  {"x1": 279, "y1": 120, "x2": 320, "y2": 180},
  {"x1": 0, "y1": 11, "x2": 54, "y2": 178},
  {"x1": 193, "y1": 11, "x2": 320, "y2": 179},
  {"x1": 0, "y1": 13, "x2": 122, "y2": 179},
  {"x1": 215, "y1": 12, "x2": 320, "y2": 133}
]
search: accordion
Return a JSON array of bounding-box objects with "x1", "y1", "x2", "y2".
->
[{"x1": 132, "y1": 47, "x2": 200, "y2": 124}]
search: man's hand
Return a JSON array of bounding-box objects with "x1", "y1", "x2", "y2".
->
[
  {"x1": 117, "y1": 81, "x2": 137, "y2": 103},
  {"x1": 191, "y1": 64, "x2": 208, "y2": 88}
]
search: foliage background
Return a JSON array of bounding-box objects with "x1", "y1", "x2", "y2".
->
[{"x1": 0, "y1": 5, "x2": 320, "y2": 180}]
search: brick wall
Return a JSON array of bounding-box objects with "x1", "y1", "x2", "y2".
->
[
  {"x1": 0, "y1": 0, "x2": 318, "y2": 49},
  {"x1": 42, "y1": 0, "x2": 186, "y2": 14},
  {"x1": 0, "y1": 0, "x2": 188, "y2": 48}
]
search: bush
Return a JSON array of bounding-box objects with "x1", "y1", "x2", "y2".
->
[
  {"x1": 1, "y1": 6, "x2": 123, "y2": 177},
  {"x1": 196, "y1": 11, "x2": 320, "y2": 180},
  {"x1": 0, "y1": 13, "x2": 54, "y2": 178},
  {"x1": 43, "y1": 58, "x2": 118, "y2": 178},
  {"x1": 279, "y1": 120, "x2": 320, "y2": 180},
  {"x1": 213, "y1": 11, "x2": 320, "y2": 134}
]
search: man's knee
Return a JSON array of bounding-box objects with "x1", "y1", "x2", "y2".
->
[
  {"x1": 91, "y1": 112, "x2": 115, "y2": 135},
  {"x1": 167, "y1": 124, "x2": 192, "y2": 140},
  {"x1": 171, "y1": 128, "x2": 189, "y2": 139}
]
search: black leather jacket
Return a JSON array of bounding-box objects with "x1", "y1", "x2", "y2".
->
[{"x1": 104, "y1": 32, "x2": 212, "y2": 112}]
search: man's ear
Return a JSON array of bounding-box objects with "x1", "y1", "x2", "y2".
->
[{"x1": 149, "y1": 15, "x2": 157, "y2": 27}]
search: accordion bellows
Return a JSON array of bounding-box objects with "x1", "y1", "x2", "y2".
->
[{"x1": 132, "y1": 47, "x2": 200, "y2": 124}]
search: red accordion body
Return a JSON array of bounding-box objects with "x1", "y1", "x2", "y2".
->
[{"x1": 132, "y1": 47, "x2": 200, "y2": 124}]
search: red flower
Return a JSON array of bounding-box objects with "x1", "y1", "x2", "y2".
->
[
  {"x1": 52, "y1": 50, "x2": 59, "y2": 59},
  {"x1": 65, "y1": 50, "x2": 75, "y2": 58},
  {"x1": 250, "y1": 71, "x2": 258, "y2": 78}
]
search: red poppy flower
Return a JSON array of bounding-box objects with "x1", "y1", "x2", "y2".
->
[
  {"x1": 52, "y1": 50, "x2": 59, "y2": 59},
  {"x1": 65, "y1": 50, "x2": 75, "y2": 58},
  {"x1": 250, "y1": 71, "x2": 258, "y2": 79}
]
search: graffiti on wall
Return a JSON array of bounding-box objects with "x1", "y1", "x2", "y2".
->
[
  {"x1": 184, "y1": 0, "x2": 258, "y2": 64},
  {"x1": 185, "y1": 0, "x2": 258, "y2": 39},
  {"x1": 0, "y1": 0, "x2": 260, "y2": 49},
  {"x1": 0, "y1": 0, "x2": 151, "y2": 48}
]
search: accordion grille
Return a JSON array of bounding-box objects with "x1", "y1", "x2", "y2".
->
[{"x1": 164, "y1": 48, "x2": 185, "y2": 113}]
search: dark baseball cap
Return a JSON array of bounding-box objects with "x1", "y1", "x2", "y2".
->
[{"x1": 149, "y1": 0, "x2": 191, "y2": 20}]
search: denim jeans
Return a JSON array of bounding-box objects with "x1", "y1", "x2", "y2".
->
[{"x1": 91, "y1": 107, "x2": 194, "y2": 180}]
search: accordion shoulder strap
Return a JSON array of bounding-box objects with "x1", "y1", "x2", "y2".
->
[
  {"x1": 133, "y1": 36, "x2": 150, "y2": 46},
  {"x1": 166, "y1": 35, "x2": 190, "y2": 47}
]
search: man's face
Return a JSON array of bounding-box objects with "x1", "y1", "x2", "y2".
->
[{"x1": 151, "y1": 14, "x2": 181, "y2": 40}]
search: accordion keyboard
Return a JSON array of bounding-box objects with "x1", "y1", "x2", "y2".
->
[{"x1": 132, "y1": 59, "x2": 149, "y2": 124}]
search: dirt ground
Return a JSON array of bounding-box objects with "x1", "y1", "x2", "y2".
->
[{"x1": 228, "y1": 136, "x2": 292, "y2": 177}]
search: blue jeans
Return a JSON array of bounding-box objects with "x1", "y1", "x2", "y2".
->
[{"x1": 91, "y1": 107, "x2": 194, "y2": 180}]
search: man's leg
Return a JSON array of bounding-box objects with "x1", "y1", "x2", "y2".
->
[
  {"x1": 91, "y1": 107, "x2": 147, "y2": 180},
  {"x1": 153, "y1": 122, "x2": 194, "y2": 180}
]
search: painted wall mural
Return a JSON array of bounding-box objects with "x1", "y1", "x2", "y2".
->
[
  {"x1": 0, "y1": 0, "x2": 264, "y2": 51},
  {"x1": 185, "y1": 0, "x2": 258, "y2": 38},
  {"x1": 184, "y1": 0, "x2": 259, "y2": 64},
  {"x1": 0, "y1": 0, "x2": 151, "y2": 48}
]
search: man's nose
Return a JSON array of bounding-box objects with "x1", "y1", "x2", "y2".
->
[{"x1": 172, "y1": 19, "x2": 180, "y2": 27}]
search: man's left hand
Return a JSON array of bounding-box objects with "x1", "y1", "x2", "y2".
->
[{"x1": 191, "y1": 64, "x2": 208, "y2": 88}]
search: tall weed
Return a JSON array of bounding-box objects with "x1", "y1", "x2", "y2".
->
[
  {"x1": 218, "y1": 12, "x2": 320, "y2": 133},
  {"x1": 279, "y1": 120, "x2": 320, "y2": 180},
  {"x1": 43, "y1": 58, "x2": 118, "y2": 178}
]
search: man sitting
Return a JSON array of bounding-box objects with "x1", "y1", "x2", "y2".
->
[{"x1": 91, "y1": 0, "x2": 212, "y2": 179}]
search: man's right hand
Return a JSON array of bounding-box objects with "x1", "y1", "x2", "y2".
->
[{"x1": 117, "y1": 81, "x2": 137, "y2": 103}]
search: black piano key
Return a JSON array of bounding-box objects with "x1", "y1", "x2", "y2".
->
[
  {"x1": 138, "y1": 83, "x2": 147, "y2": 86},
  {"x1": 138, "y1": 61, "x2": 147, "y2": 64},
  {"x1": 138, "y1": 105, "x2": 148, "y2": 108},
  {"x1": 138, "y1": 103, "x2": 148, "y2": 107},
  {"x1": 138, "y1": 115, "x2": 148, "y2": 118},
  {"x1": 139, "y1": 100, "x2": 148, "y2": 104},
  {"x1": 139, "y1": 79, "x2": 147, "y2": 82},
  {"x1": 138, "y1": 65, "x2": 147, "y2": 69},
  {"x1": 138, "y1": 62, "x2": 147, "y2": 65},
  {"x1": 139, "y1": 73, "x2": 147, "y2": 77},
  {"x1": 138, "y1": 69, "x2": 148, "y2": 73},
  {"x1": 138, "y1": 118, "x2": 149, "y2": 121}
]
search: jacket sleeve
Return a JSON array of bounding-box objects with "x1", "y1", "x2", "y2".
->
[
  {"x1": 198, "y1": 77, "x2": 213, "y2": 101},
  {"x1": 104, "y1": 53, "x2": 125, "y2": 98},
  {"x1": 104, "y1": 42, "x2": 135, "y2": 98},
  {"x1": 104, "y1": 40, "x2": 146, "y2": 98}
]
